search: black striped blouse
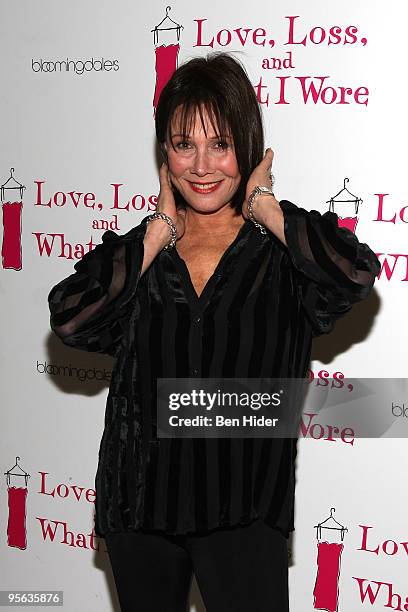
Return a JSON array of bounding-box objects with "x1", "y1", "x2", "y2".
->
[{"x1": 48, "y1": 199, "x2": 380, "y2": 539}]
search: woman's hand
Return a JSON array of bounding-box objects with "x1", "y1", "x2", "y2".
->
[
  {"x1": 155, "y1": 162, "x2": 186, "y2": 241},
  {"x1": 242, "y1": 148, "x2": 280, "y2": 223}
]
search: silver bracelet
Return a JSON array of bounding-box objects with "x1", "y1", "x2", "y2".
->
[
  {"x1": 247, "y1": 186, "x2": 275, "y2": 235},
  {"x1": 145, "y1": 212, "x2": 177, "y2": 250}
]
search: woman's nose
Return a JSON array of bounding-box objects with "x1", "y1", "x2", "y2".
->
[{"x1": 191, "y1": 148, "x2": 214, "y2": 176}]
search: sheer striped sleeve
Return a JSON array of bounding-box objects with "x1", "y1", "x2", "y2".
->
[
  {"x1": 47, "y1": 217, "x2": 149, "y2": 356},
  {"x1": 278, "y1": 199, "x2": 381, "y2": 337}
]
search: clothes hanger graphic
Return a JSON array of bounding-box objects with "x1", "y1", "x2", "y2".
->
[
  {"x1": 314, "y1": 507, "x2": 348, "y2": 542},
  {"x1": 4, "y1": 456, "x2": 31, "y2": 487},
  {"x1": 151, "y1": 6, "x2": 184, "y2": 45},
  {"x1": 326, "y1": 177, "x2": 362, "y2": 216},
  {"x1": 1, "y1": 168, "x2": 26, "y2": 202}
]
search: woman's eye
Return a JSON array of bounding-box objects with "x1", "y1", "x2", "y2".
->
[
  {"x1": 214, "y1": 140, "x2": 229, "y2": 150},
  {"x1": 175, "y1": 141, "x2": 191, "y2": 150}
]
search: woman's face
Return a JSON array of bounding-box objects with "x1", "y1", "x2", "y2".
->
[{"x1": 164, "y1": 105, "x2": 241, "y2": 214}]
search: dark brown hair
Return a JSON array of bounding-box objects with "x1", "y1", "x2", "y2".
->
[{"x1": 155, "y1": 52, "x2": 265, "y2": 213}]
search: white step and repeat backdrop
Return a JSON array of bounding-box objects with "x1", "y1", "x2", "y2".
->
[{"x1": 1, "y1": 1, "x2": 407, "y2": 610}]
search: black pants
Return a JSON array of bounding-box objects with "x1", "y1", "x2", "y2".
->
[{"x1": 104, "y1": 518, "x2": 289, "y2": 612}]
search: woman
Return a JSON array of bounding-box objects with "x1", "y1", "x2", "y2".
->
[{"x1": 48, "y1": 52, "x2": 380, "y2": 611}]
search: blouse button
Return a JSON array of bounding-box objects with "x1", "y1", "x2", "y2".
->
[{"x1": 193, "y1": 316, "x2": 201, "y2": 324}]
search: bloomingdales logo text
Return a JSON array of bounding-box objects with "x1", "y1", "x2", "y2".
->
[
  {"x1": 31, "y1": 57, "x2": 119, "y2": 75},
  {"x1": 36, "y1": 360, "x2": 112, "y2": 383}
]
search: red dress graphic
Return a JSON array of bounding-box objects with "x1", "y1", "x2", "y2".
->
[
  {"x1": 2, "y1": 201, "x2": 23, "y2": 270},
  {"x1": 313, "y1": 541, "x2": 344, "y2": 611},
  {"x1": 7, "y1": 486, "x2": 28, "y2": 549},
  {"x1": 152, "y1": 44, "x2": 180, "y2": 115},
  {"x1": 337, "y1": 216, "x2": 358, "y2": 233}
]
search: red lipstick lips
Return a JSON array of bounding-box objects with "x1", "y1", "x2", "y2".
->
[{"x1": 188, "y1": 180, "x2": 223, "y2": 194}]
